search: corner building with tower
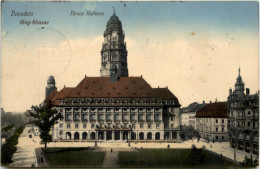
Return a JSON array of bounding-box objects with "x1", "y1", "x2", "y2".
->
[{"x1": 44, "y1": 12, "x2": 181, "y2": 142}]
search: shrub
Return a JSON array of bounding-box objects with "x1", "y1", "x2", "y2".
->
[
  {"x1": 188, "y1": 145, "x2": 205, "y2": 165},
  {"x1": 240, "y1": 155, "x2": 258, "y2": 168}
]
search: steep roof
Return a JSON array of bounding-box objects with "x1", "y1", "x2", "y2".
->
[
  {"x1": 182, "y1": 102, "x2": 206, "y2": 113},
  {"x1": 45, "y1": 76, "x2": 180, "y2": 106},
  {"x1": 195, "y1": 102, "x2": 227, "y2": 118},
  {"x1": 44, "y1": 90, "x2": 58, "y2": 103}
]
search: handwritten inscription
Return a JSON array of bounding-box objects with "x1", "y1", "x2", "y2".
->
[
  {"x1": 11, "y1": 10, "x2": 33, "y2": 16},
  {"x1": 70, "y1": 10, "x2": 104, "y2": 16},
  {"x1": 20, "y1": 20, "x2": 49, "y2": 26}
]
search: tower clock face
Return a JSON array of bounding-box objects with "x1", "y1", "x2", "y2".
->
[{"x1": 112, "y1": 31, "x2": 117, "y2": 38}]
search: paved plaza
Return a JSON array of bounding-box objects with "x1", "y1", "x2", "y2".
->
[{"x1": 9, "y1": 127, "x2": 258, "y2": 167}]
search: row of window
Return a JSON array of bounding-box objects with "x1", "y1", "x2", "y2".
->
[
  {"x1": 236, "y1": 121, "x2": 258, "y2": 128},
  {"x1": 65, "y1": 113, "x2": 161, "y2": 121},
  {"x1": 61, "y1": 123, "x2": 161, "y2": 129},
  {"x1": 215, "y1": 127, "x2": 225, "y2": 132}
]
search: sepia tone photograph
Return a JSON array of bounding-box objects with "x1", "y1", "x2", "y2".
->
[{"x1": 1, "y1": 1, "x2": 259, "y2": 168}]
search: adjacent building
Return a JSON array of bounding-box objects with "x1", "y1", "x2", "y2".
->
[
  {"x1": 181, "y1": 102, "x2": 206, "y2": 128},
  {"x1": 227, "y1": 68, "x2": 259, "y2": 154},
  {"x1": 195, "y1": 102, "x2": 228, "y2": 142},
  {"x1": 44, "y1": 12, "x2": 181, "y2": 142}
]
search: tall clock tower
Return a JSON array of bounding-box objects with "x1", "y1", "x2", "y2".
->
[{"x1": 100, "y1": 11, "x2": 128, "y2": 78}]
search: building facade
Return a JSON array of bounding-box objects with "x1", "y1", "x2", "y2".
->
[
  {"x1": 45, "y1": 12, "x2": 181, "y2": 142},
  {"x1": 181, "y1": 102, "x2": 206, "y2": 128},
  {"x1": 227, "y1": 68, "x2": 259, "y2": 154},
  {"x1": 195, "y1": 102, "x2": 228, "y2": 142}
]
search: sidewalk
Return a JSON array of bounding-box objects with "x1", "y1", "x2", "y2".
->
[{"x1": 9, "y1": 126, "x2": 38, "y2": 167}]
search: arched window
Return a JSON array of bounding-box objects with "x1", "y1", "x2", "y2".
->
[
  {"x1": 82, "y1": 132, "x2": 87, "y2": 140},
  {"x1": 155, "y1": 132, "x2": 160, "y2": 140},
  {"x1": 139, "y1": 132, "x2": 144, "y2": 140},
  {"x1": 147, "y1": 132, "x2": 152, "y2": 140},
  {"x1": 74, "y1": 132, "x2": 79, "y2": 140}
]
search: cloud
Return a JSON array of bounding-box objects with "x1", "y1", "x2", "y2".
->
[{"x1": 2, "y1": 32, "x2": 258, "y2": 112}]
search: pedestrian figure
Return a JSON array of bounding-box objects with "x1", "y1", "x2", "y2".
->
[
  {"x1": 167, "y1": 144, "x2": 170, "y2": 148},
  {"x1": 111, "y1": 149, "x2": 113, "y2": 153}
]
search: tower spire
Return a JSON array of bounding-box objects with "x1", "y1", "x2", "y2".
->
[
  {"x1": 112, "y1": 6, "x2": 115, "y2": 14},
  {"x1": 238, "y1": 66, "x2": 241, "y2": 76}
]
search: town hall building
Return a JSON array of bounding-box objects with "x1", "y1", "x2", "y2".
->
[{"x1": 44, "y1": 12, "x2": 181, "y2": 141}]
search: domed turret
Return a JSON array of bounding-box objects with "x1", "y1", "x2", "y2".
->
[
  {"x1": 45, "y1": 75, "x2": 57, "y2": 98},
  {"x1": 47, "y1": 75, "x2": 55, "y2": 84}
]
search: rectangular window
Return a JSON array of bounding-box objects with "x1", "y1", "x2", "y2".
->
[
  {"x1": 67, "y1": 124, "x2": 70, "y2": 129},
  {"x1": 222, "y1": 136, "x2": 224, "y2": 140},
  {"x1": 132, "y1": 124, "x2": 135, "y2": 129},
  {"x1": 222, "y1": 119, "x2": 224, "y2": 123},
  {"x1": 216, "y1": 119, "x2": 218, "y2": 123},
  {"x1": 156, "y1": 124, "x2": 160, "y2": 129},
  {"x1": 248, "y1": 122, "x2": 250, "y2": 127},
  {"x1": 155, "y1": 114, "x2": 160, "y2": 121},
  {"x1": 59, "y1": 124, "x2": 63, "y2": 128},
  {"x1": 248, "y1": 111, "x2": 251, "y2": 116},
  {"x1": 75, "y1": 124, "x2": 79, "y2": 128},
  {"x1": 82, "y1": 113, "x2": 88, "y2": 120},
  {"x1": 115, "y1": 114, "x2": 120, "y2": 121},
  {"x1": 216, "y1": 136, "x2": 218, "y2": 140},
  {"x1": 171, "y1": 124, "x2": 174, "y2": 128},
  {"x1": 222, "y1": 128, "x2": 224, "y2": 132},
  {"x1": 147, "y1": 114, "x2": 152, "y2": 121},
  {"x1": 139, "y1": 114, "x2": 143, "y2": 121},
  {"x1": 140, "y1": 124, "x2": 143, "y2": 128},
  {"x1": 91, "y1": 114, "x2": 96, "y2": 121},
  {"x1": 216, "y1": 127, "x2": 218, "y2": 132},
  {"x1": 130, "y1": 114, "x2": 135, "y2": 121},
  {"x1": 148, "y1": 124, "x2": 152, "y2": 129},
  {"x1": 83, "y1": 124, "x2": 87, "y2": 128},
  {"x1": 91, "y1": 124, "x2": 95, "y2": 128}
]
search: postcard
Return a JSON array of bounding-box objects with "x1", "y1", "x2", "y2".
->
[{"x1": 1, "y1": 1, "x2": 259, "y2": 168}]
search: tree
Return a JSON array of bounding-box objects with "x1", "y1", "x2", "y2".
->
[
  {"x1": 28, "y1": 101, "x2": 62, "y2": 153},
  {"x1": 240, "y1": 155, "x2": 258, "y2": 168}
]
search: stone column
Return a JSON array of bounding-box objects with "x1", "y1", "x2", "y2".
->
[
  {"x1": 169, "y1": 132, "x2": 172, "y2": 140},
  {"x1": 112, "y1": 131, "x2": 115, "y2": 140},
  {"x1": 120, "y1": 131, "x2": 123, "y2": 140},
  {"x1": 144, "y1": 109, "x2": 147, "y2": 122},
  {"x1": 128, "y1": 131, "x2": 131, "y2": 140},
  {"x1": 71, "y1": 132, "x2": 74, "y2": 140},
  {"x1": 88, "y1": 131, "x2": 90, "y2": 140},
  {"x1": 104, "y1": 131, "x2": 107, "y2": 141},
  {"x1": 177, "y1": 131, "x2": 180, "y2": 140}
]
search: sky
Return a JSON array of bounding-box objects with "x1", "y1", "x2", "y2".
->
[{"x1": 1, "y1": 1, "x2": 259, "y2": 112}]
